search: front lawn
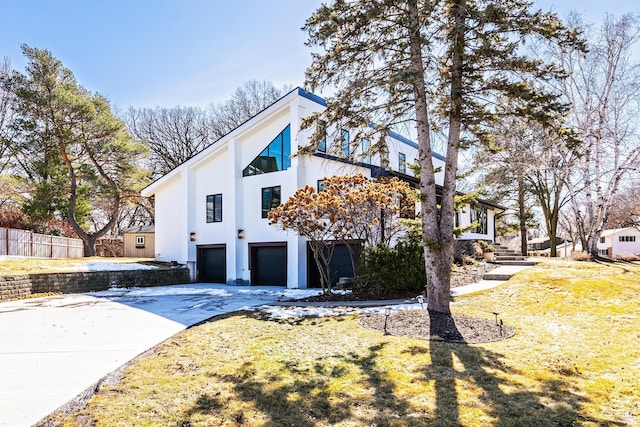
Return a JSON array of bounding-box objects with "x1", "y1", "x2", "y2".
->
[{"x1": 47, "y1": 260, "x2": 640, "y2": 426}]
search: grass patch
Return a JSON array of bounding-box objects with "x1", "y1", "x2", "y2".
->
[
  {"x1": 47, "y1": 261, "x2": 640, "y2": 426},
  {"x1": 0, "y1": 257, "x2": 156, "y2": 275}
]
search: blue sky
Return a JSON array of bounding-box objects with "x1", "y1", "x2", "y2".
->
[{"x1": 0, "y1": 1, "x2": 637, "y2": 110}]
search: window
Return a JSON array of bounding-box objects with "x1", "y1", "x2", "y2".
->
[
  {"x1": 262, "y1": 186, "x2": 281, "y2": 218},
  {"x1": 317, "y1": 120, "x2": 327, "y2": 153},
  {"x1": 470, "y1": 206, "x2": 488, "y2": 234},
  {"x1": 600, "y1": 249, "x2": 609, "y2": 256},
  {"x1": 600, "y1": 237, "x2": 606, "y2": 244},
  {"x1": 341, "y1": 129, "x2": 350, "y2": 158},
  {"x1": 399, "y1": 152, "x2": 407, "y2": 174},
  {"x1": 317, "y1": 179, "x2": 326, "y2": 192},
  {"x1": 619, "y1": 235, "x2": 636, "y2": 242},
  {"x1": 135, "y1": 236, "x2": 145, "y2": 247},
  {"x1": 361, "y1": 139, "x2": 371, "y2": 164},
  {"x1": 206, "y1": 194, "x2": 222, "y2": 223},
  {"x1": 243, "y1": 125, "x2": 291, "y2": 176}
]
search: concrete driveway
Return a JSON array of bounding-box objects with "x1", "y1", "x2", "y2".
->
[{"x1": 0, "y1": 284, "x2": 320, "y2": 427}]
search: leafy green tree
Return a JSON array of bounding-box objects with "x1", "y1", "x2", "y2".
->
[
  {"x1": 303, "y1": 0, "x2": 583, "y2": 315},
  {"x1": 2, "y1": 45, "x2": 148, "y2": 255}
]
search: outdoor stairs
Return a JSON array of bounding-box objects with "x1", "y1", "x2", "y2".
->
[{"x1": 481, "y1": 244, "x2": 539, "y2": 282}]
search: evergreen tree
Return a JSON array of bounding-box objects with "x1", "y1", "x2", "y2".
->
[
  {"x1": 303, "y1": 0, "x2": 583, "y2": 316},
  {"x1": 2, "y1": 45, "x2": 148, "y2": 255}
]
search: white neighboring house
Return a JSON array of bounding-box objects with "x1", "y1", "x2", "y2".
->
[
  {"x1": 142, "y1": 88, "x2": 502, "y2": 287},
  {"x1": 596, "y1": 228, "x2": 640, "y2": 258}
]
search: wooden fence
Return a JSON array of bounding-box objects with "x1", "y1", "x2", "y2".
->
[{"x1": 0, "y1": 227, "x2": 84, "y2": 258}]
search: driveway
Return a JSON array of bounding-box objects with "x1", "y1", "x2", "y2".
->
[{"x1": 0, "y1": 284, "x2": 320, "y2": 427}]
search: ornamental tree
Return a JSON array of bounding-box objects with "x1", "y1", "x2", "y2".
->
[{"x1": 268, "y1": 174, "x2": 415, "y2": 293}]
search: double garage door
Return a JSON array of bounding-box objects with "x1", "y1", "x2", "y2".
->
[{"x1": 197, "y1": 243, "x2": 287, "y2": 286}]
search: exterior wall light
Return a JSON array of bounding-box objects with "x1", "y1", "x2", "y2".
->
[
  {"x1": 189, "y1": 232, "x2": 197, "y2": 242},
  {"x1": 237, "y1": 229, "x2": 245, "y2": 239}
]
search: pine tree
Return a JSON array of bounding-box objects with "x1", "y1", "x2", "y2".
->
[
  {"x1": 303, "y1": 0, "x2": 583, "y2": 316},
  {"x1": 2, "y1": 45, "x2": 148, "y2": 256}
]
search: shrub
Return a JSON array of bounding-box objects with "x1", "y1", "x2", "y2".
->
[
  {"x1": 478, "y1": 240, "x2": 494, "y2": 253},
  {"x1": 616, "y1": 253, "x2": 640, "y2": 262},
  {"x1": 571, "y1": 251, "x2": 591, "y2": 261},
  {"x1": 357, "y1": 240, "x2": 426, "y2": 297}
]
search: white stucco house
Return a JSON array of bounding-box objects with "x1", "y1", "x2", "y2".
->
[
  {"x1": 141, "y1": 88, "x2": 502, "y2": 287},
  {"x1": 596, "y1": 228, "x2": 640, "y2": 258}
]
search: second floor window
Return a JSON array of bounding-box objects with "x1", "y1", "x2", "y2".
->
[
  {"x1": 341, "y1": 129, "x2": 350, "y2": 158},
  {"x1": 262, "y1": 186, "x2": 281, "y2": 218},
  {"x1": 399, "y1": 152, "x2": 406, "y2": 174},
  {"x1": 207, "y1": 194, "x2": 222, "y2": 223}
]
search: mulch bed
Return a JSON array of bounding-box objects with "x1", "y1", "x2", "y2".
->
[
  {"x1": 290, "y1": 263, "x2": 513, "y2": 344},
  {"x1": 359, "y1": 310, "x2": 515, "y2": 344}
]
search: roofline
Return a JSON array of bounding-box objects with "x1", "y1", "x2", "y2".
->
[
  {"x1": 142, "y1": 87, "x2": 447, "y2": 195},
  {"x1": 142, "y1": 87, "x2": 304, "y2": 196}
]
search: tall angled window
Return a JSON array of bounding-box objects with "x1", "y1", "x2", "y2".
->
[
  {"x1": 399, "y1": 152, "x2": 406, "y2": 174},
  {"x1": 340, "y1": 129, "x2": 350, "y2": 158},
  {"x1": 243, "y1": 125, "x2": 291, "y2": 176},
  {"x1": 262, "y1": 186, "x2": 281, "y2": 218},
  {"x1": 206, "y1": 194, "x2": 222, "y2": 223},
  {"x1": 317, "y1": 120, "x2": 327, "y2": 153}
]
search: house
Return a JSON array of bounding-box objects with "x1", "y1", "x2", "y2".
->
[
  {"x1": 123, "y1": 225, "x2": 155, "y2": 258},
  {"x1": 596, "y1": 228, "x2": 640, "y2": 258},
  {"x1": 141, "y1": 88, "x2": 502, "y2": 287}
]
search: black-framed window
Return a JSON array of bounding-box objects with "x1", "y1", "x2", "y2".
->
[
  {"x1": 243, "y1": 125, "x2": 291, "y2": 176},
  {"x1": 341, "y1": 129, "x2": 350, "y2": 158},
  {"x1": 317, "y1": 120, "x2": 327, "y2": 153},
  {"x1": 361, "y1": 139, "x2": 371, "y2": 164},
  {"x1": 206, "y1": 194, "x2": 222, "y2": 223},
  {"x1": 317, "y1": 179, "x2": 326, "y2": 192},
  {"x1": 470, "y1": 205, "x2": 487, "y2": 234},
  {"x1": 619, "y1": 235, "x2": 636, "y2": 242},
  {"x1": 399, "y1": 152, "x2": 406, "y2": 174},
  {"x1": 262, "y1": 186, "x2": 281, "y2": 218}
]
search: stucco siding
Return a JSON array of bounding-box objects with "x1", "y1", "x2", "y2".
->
[{"x1": 154, "y1": 173, "x2": 187, "y2": 262}]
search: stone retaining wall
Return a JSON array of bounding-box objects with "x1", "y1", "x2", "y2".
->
[{"x1": 0, "y1": 268, "x2": 191, "y2": 302}]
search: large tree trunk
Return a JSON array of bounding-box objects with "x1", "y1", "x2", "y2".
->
[
  {"x1": 518, "y1": 174, "x2": 528, "y2": 256},
  {"x1": 407, "y1": 0, "x2": 457, "y2": 315}
]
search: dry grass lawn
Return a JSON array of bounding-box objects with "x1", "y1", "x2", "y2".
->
[
  {"x1": 46, "y1": 260, "x2": 640, "y2": 426},
  {"x1": 0, "y1": 257, "x2": 156, "y2": 275}
]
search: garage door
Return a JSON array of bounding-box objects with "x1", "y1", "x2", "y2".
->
[
  {"x1": 307, "y1": 242, "x2": 363, "y2": 288},
  {"x1": 250, "y1": 244, "x2": 287, "y2": 286},
  {"x1": 198, "y1": 246, "x2": 226, "y2": 283}
]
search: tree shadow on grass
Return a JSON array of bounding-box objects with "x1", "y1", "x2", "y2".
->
[{"x1": 419, "y1": 311, "x2": 626, "y2": 426}]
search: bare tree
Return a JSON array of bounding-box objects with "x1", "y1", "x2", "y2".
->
[
  {"x1": 126, "y1": 80, "x2": 290, "y2": 178},
  {"x1": 126, "y1": 106, "x2": 214, "y2": 178},
  {"x1": 0, "y1": 57, "x2": 15, "y2": 174},
  {"x1": 552, "y1": 13, "x2": 640, "y2": 256},
  {"x1": 208, "y1": 79, "x2": 291, "y2": 139}
]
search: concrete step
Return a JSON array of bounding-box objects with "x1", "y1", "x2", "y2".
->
[
  {"x1": 482, "y1": 272, "x2": 514, "y2": 281},
  {"x1": 495, "y1": 255, "x2": 526, "y2": 261},
  {"x1": 482, "y1": 265, "x2": 534, "y2": 281},
  {"x1": 494, "y1": 260, "x2": 539, "y2": 267}
]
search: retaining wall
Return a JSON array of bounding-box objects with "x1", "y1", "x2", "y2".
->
[{"x1": 0, "y1": 268, "x2": 191, "y2": 302}]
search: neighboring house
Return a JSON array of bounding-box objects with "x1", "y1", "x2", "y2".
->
[
  {"x1": 123, "y1": 226, "x2": 155, "y2": 258},
  {"x1": 141, "y1": 88, "x2": 502, "y2": 287},
  {"x1": 596, "y1": 228, "x2": 640, "y2": 258},
  {"x1": 527, "y1": 237, "x2": 565, "y2": 252}
]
